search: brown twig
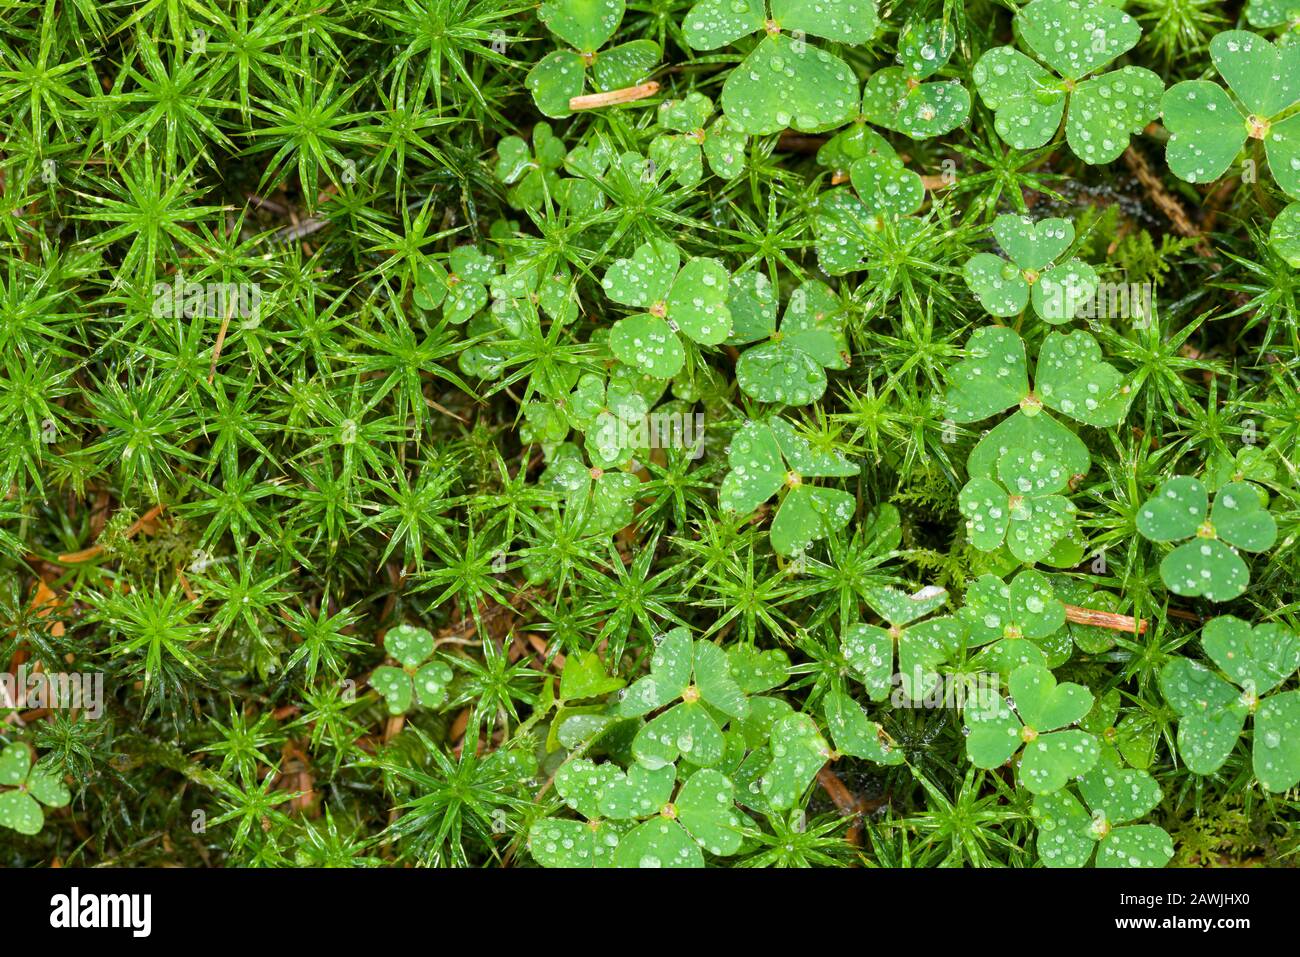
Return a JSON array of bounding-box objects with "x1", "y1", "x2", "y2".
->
[
  {"x1": 56, "y1": 504, "x2": 167, "y2": 564},
  {"x1": 569, "y1": 81, "x2": 659, "y2": 111},
  {"x1": 1121, "y1": 143, "x2": 1217, "y2": 263},
  {"x1": 1063, "y1": 603, "x2": 1148, "y2": 635}
]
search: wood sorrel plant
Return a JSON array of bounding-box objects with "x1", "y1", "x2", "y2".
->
[{"x1": 1, "y1": 0, "x2": 1298, "y2": 873}]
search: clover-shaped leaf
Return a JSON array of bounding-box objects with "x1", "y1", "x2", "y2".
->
[
  {"x1": 963, "y1": 215, "x2": 1099, "y2": 323},
  {"x1": 761, "y1": 711, "x2": 833, "y2": 809},
  {"x1": 649, "y1": 93, "x2": 748, "y2": 187},
  {"x1": 370, "y1": 624, "x2": 454, "y2": 715},
  {"x1": 1271, "y1": 201, "x2": 1300, "y2": 267},
  {"x1": 684, "y1": 0, "x2": 878, "y2": 134},
  {"x1": 603, "y1": 240, "x2": 732, "y2": 378},
  {"x1": 526, "y1": 0, "x2": 660, "y2": 118},
  {"x1": 960, "y1": 447, "x2": 1078, "y2": 564},
  {"x1": 0, "y1": 744, "x2": 70, "y2": 836},
  {"x1": 731, "y1": 279, "x2": 848, "y2": 406},
  {"x1": 1245, "y1": 0, "x2": 1300, "y2": 29},
  {"x1": 719, "y1": 417, "x2": 859, "y2": 555},
  {"x1": 958, "y1": 569, "x2": 1068, "y2": 655},
  {"x1": 414, "y1": 246, "x2": 497, "y2": 324},
  {"x1": 1159, "y1": 616, "x2": 1300, "y2": 790},
  {"x1": 495, "y1": 123, "x2": 567, "y2": 210},
  {"x1": 973, "y1": 0, "x2": 1162, "y2": 164},
  {"x1": 823, "y1": 686, "x2": 905, "y2": 764},
  {"x1": 843, "y1": 584, "x2": 966, "y2": 702},
  {"x1": 618, "y1": 628, "x2": 749, "y2": 769},
  {"x1": 965, "y1": 663, "x2": 1100, "y2": 793},
  {"x1": 541, "y1": 443, "x2": 640, "y2": 536},
  {"x1": 861, "y1": 19, "x2": 971, "y2": 138},
  {"x1": 1033, "y1": 756, "x2": 1172, "y2": 867},
  {"x1": 1162, "y1": 32, "x2": 1300, "y2": 196},
  {"x1": 1136, "y1": 477, "x2": 1276, "y2": 601},
  {"x1": 565, "y1": 372, "x2": 651, "y2": 468}
]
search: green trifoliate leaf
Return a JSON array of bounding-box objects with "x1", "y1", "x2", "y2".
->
[
  {"x1": 967, "y1": 410, "x2": 1091, "y2": 482},
  {"x1": 1254, "y1": 690, "x2": 1300, "y2": 791},
  {"x1": 682, "y1": 0, "x2": 767, "y2": 49},
  {"x1": 1078, "y1": 757, "x2": 1161, "y2": 824},
  {"x1": 556, "y1": 758, "x2": 624, "y2": 819},
  {"x1": 635, "y1": 701, "x2": 727, "y2": 768},
  {"x1": 965, "y1": 215, "x2": 1101, "y2": 323},
  {"x1": 0, "y1": 790, "x2": 45, "y2": 835},
  {"x1": 1137, "y1": 476, "x2": 1208, "y2": 541},
  {"x1": 1019, "y1": 728, "x2": 1101, "y2": 793},
  {"x1": 960, "y1": 448, "x2": 1077, "y2": 564},
  {"x1": 613, "y1": 817, "x2": 705, "y2": 867},
  {"x1": 720, "y1": 33, "x2": 860, "y2": 135},
  {"x1": 959, "y1": 570, "x2": 1066, "y2": 645},
  {"x1": 603, "y1": 240, "x2": 679, "y2": 308},
  {"x1": 736, "y1": 279, "x2": 847, "y2": 405},
  {"x1": 972, "y1": 48, "x2": 1065, "y2": 150},
  {"x1": 599, "y1": 762, "x2": 678, "y2": 819},
  {"x1": 860, "y1": 19, "x2": 969, "y2": 138},
  {"x1": 560, "y1": 651, "x2": 626, "y2": 701},
  {"x1": 1210, "y1": 481, "x2": 1277, "y2": 552},
  {"x1": 413, "y1": 660, "x2": 453, "y2": 709},
  {"x1": 1201, "y1": 615, "x2": 1300, "y2": 696},
  {"x1": 384, "y1": 623, "x2": 434, "y2": 669},
  {"x1": 1096, "y1": 824, "x2": 1175, "y2": 868},
  {"x1": 761, "y1": 712, "x2": 832, "y2": 810},
  {"x1": 529, "y1": 817, "x2": 625, "y2": 867},
  {"x1": 727, "y1": 646, "x2": 791, "y2": 694},
  {"x1": 1066, "y1": 67, "x2": 1165, "y2": 165}
]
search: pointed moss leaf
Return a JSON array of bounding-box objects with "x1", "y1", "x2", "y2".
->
[
  {"x1": 0, "y1": 790, "x2": 44, "y2": 836},
  {"x1": 1201, "y1": 616, "x2": 1300, "y2": 696},
  {"x1": 1018, "y1": 0, "x2": 1141, "y2": 81},
  {"x1": 761, "y1": 712, "x2": 832, "y2": 810},
  {"x1": 371, "y1": 666, "x2": 413, "y2": 715},
  {"x1": 0, "y1": 743, "x2": 30, "y2": 786},
  {"x1": 968, "y1": 410, "x2": 1091, "y2": 481},
  {"x1": 603, "y1": 240, "x2": 679, "y2": 307},
  {"x1": 721, "y1": 33, "x2": 859, "y2": 135},
  {"x1": 720, "y1": 419, "x2": 785, "y2": 513},
  {"x1": 1011, "y1": 664, "x2": 1094, "y2": 732},
  {"x1": 965, "y1": 695, "x2": 1023, "y2": 768},
  {"x1": 1210, "y1": 481, "x2": 1277, "y2": 552},
  {"x1": 556, "y1": 758, "x2": 624, "y2": 818},
  {"x1": 864, "y1": 584, "x2": 948, "y2": 626},
  {"x1": 613, "y1": 818, "x2": 704, "y2": 867},
  {"x1": 609, "y1": 314, "x2": 686, "y2": 378},
  {"x1": 683, "y1": 0, "x2": 766, "y2": 50},
  {"x1": 993, "y1": 214, "x2": 1074, "y2": 271},
  {"x1": 769, "y1": 0, "x2": 879, "y2": 43},
  {"x1": 1254, "y1": 690, "x2": 1300, "y2": 791},
  {"x1": 824, "y1": 687, "x2": 903, "y2": 764},
  {"x1": 1067, "y1": 67, "x2": 1163, "y2": 165},
  {"x1": 530, "y1": 818, "x2": 614, "y2": 867},
  {"x1": 1271, "y1": 202, "x2": 1300, "y2": 266},
  {"x1": 944, "y1": 326, "x2": 1029, "y2": 423},
  {"x1": 727, "y1": 646, "x2": 791, "y2": 694},
  {"x1": 1137, "y1": 476, "x2": 1208, "y2": 541},
  {"x1": 676, "y1": 768, "x2": 747, "y2": 855},
  {"x1": 736, "y1": 341, "x2": 827, "y2": 406},
  {"x1": 1210, "y1": 30, "x2": 1300, "y2": 118},
  {"x1": 1160, "y1": 81, "x2": 1246, "y2": 185},
  {"x1": 526, "y1": 50, "x2": 587, "y2": 118},
  {"x1": 964, "y1": 253, "x2": 1029, "y2": 317},
  {"x1": 590, "y1": 40, "x2": 660, "y2": 91},
  {"x1": 1079, "y1": 760, "x2": 1161, "y2": 824},
  {"x1": 843, "y1": 624, "x2": 893, "y2": 700},
  {"x1": 561, "y1": 651, "x2": 626, "y2": 701},
  {"x1": 540, "y1": 0, "x2": 624, "y2": 52},
  {"x1": 1161, "y1": 539, "x2": 1250, "y2": 602},
  {"x1": 413, "y1": 660, "x2": 453, "y2": 709},
  {"x1": 1032, "y1": 259, "x2": 1099, "y2": 322},
  {"x1": 860, "y1": 69, "x2": 970, "y2": 138},
  {"x1": 960, "y1": 476, "x2": 1012, "y2": 552},
  {"x1": 771, "y1": 485, "x2": 854, "y2": 556},
  {"x1": 971, "y1": 48, "x2": 1065, "y2": 150},
  {"x1": 848, "y1": 153, "x2": 924, "y2": 216},
  {"x1": 1096, "y1": 825, "x2": 1175, "y2": 868},
  {"x1": 1033, "y1": 789, "x2": 1094, "y2": 867},
  {"x1": 1020, "y1": 730, "x2": 1100, "y2": 793},
  {"x1": 599, "y1": 763, "x2": 677, "y2": 818},
  {"x1": 725, "y1": 272, "x2": 778, "y2": 345},
  {"x1": 667, "y1": 258, "x2": 731, "y2": 345},
  {"x1": 619, "y1": 628, "x2": 693, "y2": 716},
  {"x1": 634, "y1": 702, "x2": 726, "y2": 768},
  {"x1": 1035, "y1": 329, "x2": 1130, "y2": 426}
]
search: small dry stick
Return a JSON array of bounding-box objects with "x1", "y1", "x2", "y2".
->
[
  {"x1": 57, "y1": 504, "x2": 167, "y2": 564},
  {"x1": 569, "y1": 81, "x2": 659, "y2": 111},
  {"x1": 1063, "y1": 603, "x2": 1148, "y2": 635},
  {"x1": 207, "y1": 295, "x2": 237, "y2": 384}
]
